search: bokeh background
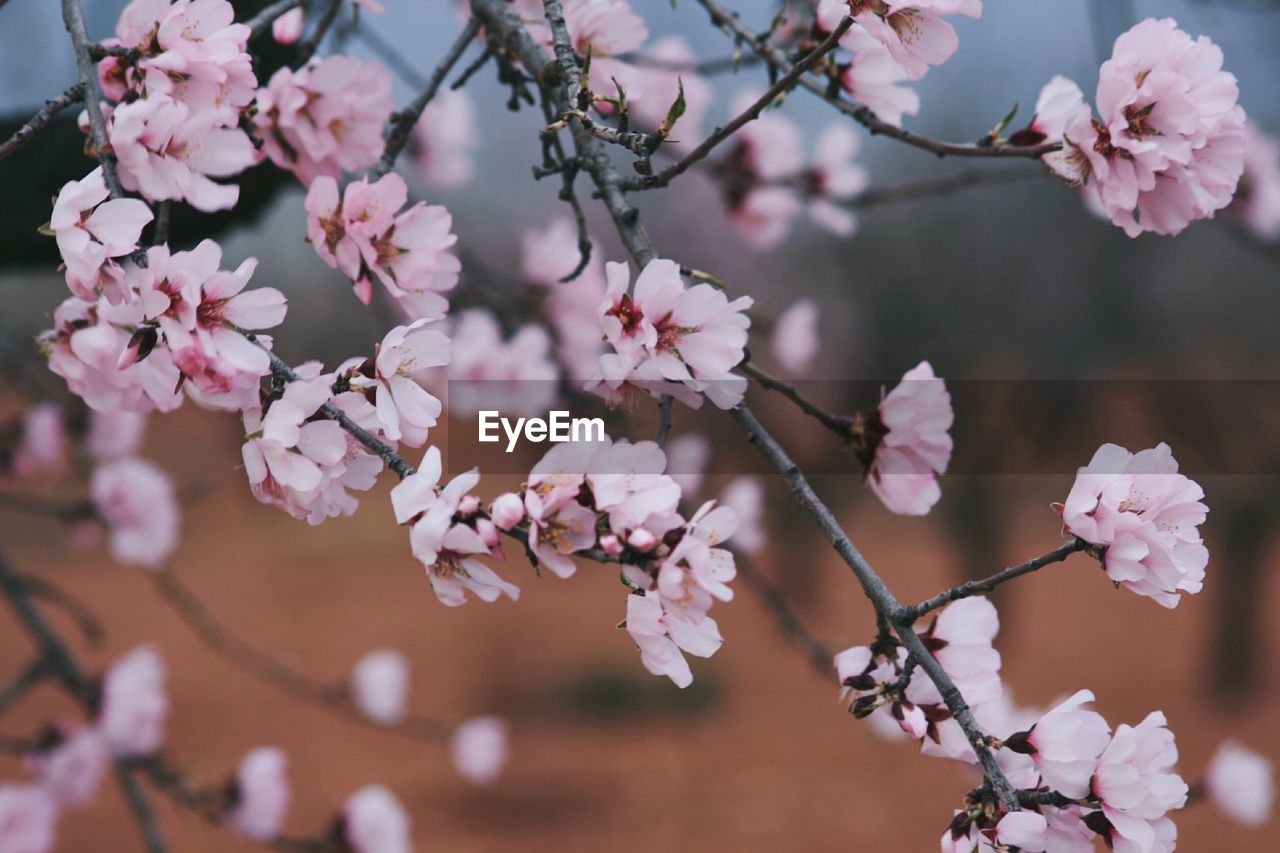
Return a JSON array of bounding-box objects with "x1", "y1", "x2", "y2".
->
[{"x1": 2, "y1": 0, "x2": 1280, "y2": 849}]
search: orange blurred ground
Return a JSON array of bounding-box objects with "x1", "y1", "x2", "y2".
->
[{"x1": 1, "y1": 407, "x2": 1277, "y2": 851}]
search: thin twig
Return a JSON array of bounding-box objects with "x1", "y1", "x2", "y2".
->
[
  {"x1": 0, "y1": 83, "x2": 84, "y2": 161},
  {"x1": 60, "y1": 0, "x2": 125, "y2": 196},
  {"x1": 0, "y1": 658, "x2": 50, "y2": 716},
  {"x1": 372, "y1": 17, "x2": 482, "y2": 180},
  {"x1": 850, "y1": 169, "x2": 1040, "y2": 209},
  {"x1": 654, "y1": 395, "x2": 673, "y2": 446},
  {"x1": 626, "y1": 16, "x2": 854, "y2": 191},
  {"x1": 905, "y1": 539, "x2": 1091, "y2": 618},
  {"x1": 294, "y1": 0, "x2": 344, "y2": 66},
  {"x1": 693, "y1": 0, "x2": 1060, "y2": 161},
  {"x1": 115, "y1": 762, "x2": 168, "y2": 853},
  {"x1": 740, "y1": 362, "x2": 853, "y2": 437}
]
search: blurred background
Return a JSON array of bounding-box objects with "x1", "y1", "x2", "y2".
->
[{"x1": 2, "y1": 0, "x2": 1280, "y2": 849}]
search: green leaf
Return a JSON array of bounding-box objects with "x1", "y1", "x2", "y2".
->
[{"x1": 659, "y1": 78, "x2": 686, "y2": 138}]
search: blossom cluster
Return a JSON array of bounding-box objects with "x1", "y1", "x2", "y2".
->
[
  {"x1": 92, "y1": 0, "x2": 258, "y2": 211},
  {"x1": 1027, "y1": 19, "x2": 1246, "y2": 237},
  {"x1": 305, "y1": 173, "x2": 461, "y2": 316},
  {"x1": 714, "y1": 91, "x2": 870, "y2": 249},
  {"x1": 818, "y1": 0, "x2": 984, "y2": 83},
  {"x1": 253, "y1": 55, "x2": 395, "y2": 185}
]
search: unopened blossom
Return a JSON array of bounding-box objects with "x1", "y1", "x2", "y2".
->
[
  {"x1": 1062, "y1": 442, "x2": 1208, "y2": 608},
  {"x1": 272, "y1": 7, "x2": 304, "y2": 44},
  {"x1": 449, "y1": 716, "x2": 510, "y2": 785},
  {"x1": 86, "y1": 410, "x2": 148, "y2": 462},
  {"x1": 1062, "y1": 18, "x2": 1247, "y2": 237},
  {"x1": 412, "y1": 90, "x2": 477, "y2": 190},
  {"x1": 1230, "y1": 123, "x2": 1280, "y2": 241},
  {"x1": 226, "y1": 747, "x2": 290, "y2": 841},
  {"x1": 391, "y1": 446, "x2": 520, "y2": 605},
  {"x1": 89, "y1": 457, "x2": 180, "y2": 569},
  {"x1": 254, "y1": 57, "x2": 394, "y2": 185},
  {"x1": 805, "y1": 125, "x2": 869, "y2": 236},
  {"x1": 49, "y1": 168, "x2": 152, "y2": 303},
  {"x1": 97, "y1": 646, "x2": 168, "y2": 757},
  {"x1": 866, "y1": 361, "x2": 953, "y2": 516},
  {"x1": 343, "y1": 785, "x2": 410, "y2": 853},
  {"x1": 350, "y1": 650, "x2": 410, "y2": 726},
  {"x1": 29, "y1": 724, "x2": 109, "y2": 808},
  {"x1": 9, "y1": 404, "x2": 66, "y2": 478},
  {"x1": 771, "y1": 299, "x2": 820, "y2": 374},
  {"x1": 818, "y1": 0, "x2": 983, "y2": 82},
  {"x1": 0, "y1": 784, "x2": 58, "y2": 853},
  {"x1": 837, "y1": 29, "x2": 920, "y2": 127},
  {"x1": 489, "y1": 493, "x2": 525, "y2": 531},
  {"x1": 1095, "y1": 711, "x2": 1188, "y2": 820},
  {"x1": 1204, "y1": 739, "x2": 1273, "y2": 827},
  {"x1": 108, "y1": 96, "x2": 256, "y2": 212},
  {"x1": 1007, "y1": 689, "x2": 1111, "y2": 798}
]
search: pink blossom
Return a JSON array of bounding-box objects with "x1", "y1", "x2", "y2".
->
[
  {"x1": 343, "y1": 785, "x2": 410, "y2": 853},
  {"x1": 1062, "y1": 442, "x2": 1208, "y2": 607},
  {"x1": 626, "y1": 36, "x2": 711, "y2": 150},
  {"x1": 49, "y1": 168, "x2": 152, "y2": 303},
  {"x1": 391, "y1": 447, "x2": 521, "y2": 605},
  {"x1": 29, "y1": 724, "x2": 108, "y2": 808},
  {"x1": 995, "y1": 810, "x2": 1047, "y2": 851},
  {"x1": 771, "y1": 299, "x2": 820, "y2": 374},
  {"x1": 867, "y1": 361, "x2": 953, "y2": 516},
  {"x1": 1010, "y1": 689, "x2": 1111, "y2": 798},
  {"x1": 435, "y1": 310, "x2": 558, "y2": 417},
  {"x1": 0, "y1": 784, "x2": 58, "y2": 853},
  {"x1": 365, "y1": 320, "x2": 450, "y2": 444},
  {"x1": 806, "y1": 125, "x2": 869, "y2": 236},
  {"x1": 350, "y1": 650, "x2": 410, "y2": 726},
  {"x1": 90, "y1": 457, "x2": 180, "y2": 569},
  {"x1": 586, "y1": 439, "x2": 681, "y2": 534},
  {"x1": 1095, "y1": 711, "x2": 1188, "y2": 820},
  {"x1": 521, "y1": 219, "x2": 608, "y2": 379},
  {"x1": 838, "y1": 29, "x2": 920, "y2": 127},
  {"x1": 254, "y1": 57, "x2": 394, "y2": 184},
  {"x1": 272, "y1": 7, "x2": 304, "y2": 44},
  {"x1": 449, "y1": 716, "x2": 510, "y2": 786},
  {"x1": 719, "y1": 89, "x2": 805, "y2": 248},
  {"x1": 1062, "y1": 19, "x2": 1246, "y2": 237},
  {"x1": 1095, "y1": 809, "x2": 1177, "y2": 853},
  {"x1": 9, "y1": 404, "x2": 66, "y2": 478},
  {"x1": 411, "y1": 90, "x2": 477, "y2": 190},
  {"x1": 1230, "y1": 123, "x2": 1280, "y2": 241},
  {"x1": 97, "y1": 645, "x2": 168, "y2": 757},
  {"x1": 305, "y1": 176, "x2": 364, "y2": 280},
  {"x1": 624, "y1": 592, "x2": 694, "y2": 688},
  {"x1": 489, "y1": 493, "x2": 526, "y2": 530},
  {"x1": 86, "y1": 410, "x2": 148, "y2": 462},
  {"x1": 818, "y1": 0, "x2": 982, "y2": 82},
  {"x1": 108, "y1": 96, "x2": 256, "y2": 212},
  {"x1": 664, "y1": 433, "x2": 710, "y2": 498},
  {"x1": 227, "y1": 747, "x2": 290, "y2": 841},
  {"x1": 1204, "y1": 738, "x2": 1273, "y2": 827},
  {"x1": 909, "y1": 597, "x2": 1002, "y2": 711},
  {"x1": 525, "y1": 496, "x2": 597, "y2": 579}
]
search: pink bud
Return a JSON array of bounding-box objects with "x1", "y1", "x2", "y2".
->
[
  {"x1": 116, "y1": 326, "x2": 158, "y2": 369},
  {"x1": 599, "y1": 533, "x2": 622, "y2": 555},
  {"x1": 489, "y1": 493, "x2": 524, "y2": 530},
  {"x1": 272, "y1": 8, "x2": 304, "y2": 45},
  {"x1": 458, "y1": 494, "x2": 480, "y2": 516},
  {"x1": 627, "y1": 529, "x2": 656, "y2": 551},
  {"x1": 475, "y1": 518, "x2": 500, "y2": 551}
]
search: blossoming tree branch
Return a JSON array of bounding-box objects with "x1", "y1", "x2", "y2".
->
[{"x1": 0, "y1": 1, "x2": 1277, "y2": 851}]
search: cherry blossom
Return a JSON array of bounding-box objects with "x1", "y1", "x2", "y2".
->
[
  {"x1": 770, "y1": 298, "x2": 820, "y2": 375},
  {"x1": 624, "y1": 592, "x2": 696, "y2": 688},
  {"x1": 272, "y1": 7, "x2": 304, "y2": 45},
  {"x1": 1203, "y1": 739, "x2": 1274, "y2": 827},
  {"x1": 1095, "y1": 711, "x2": 1188, "y2": 821},
  {"x1": 254, "y1": 57, "x2": 394, "y2": 185},
  {"x1": 391, "y1": 447, "x2": 520, "y2": 605},
  {"x1": 343, "y1": 785, "x2": 411, "y2": 853},
  {"x1": 805, "y1": 125, "x2": 869, "y2": 236},
  {"x1": 719, "y1": 477, "x2": 765, "y2": 555},
  {"x1": 0, "y1": 783, "x2": 58, "y2": 853},
  {"x1": 432, "y1": 310, "x2": 559, "y2": 417},
  {"x1": 8, "y1": 404, "x2": 67, "y2": 479},
  {"x1": 97, "y1": 646, "x2": 168, "y2": 758},
  {"x1": 818, "y1": 0, "x2": 983, "y2": 82},
  {"x1": 718, "y1": 90, "x2": 806, "y2": 249},
  {"x1": 49, "y1": 168, "x2": 152, "y2": 303},
  {"x1": 1061, "y1": 442, "x2": 1208, "y2": 608},
  {"x1": 626, "y1": 36, "x2": 712, "y2": 149},
  {"x1": 86, "y1": 410, "x2": 149, "y2": 462},
  {"x1": 837, "y1": 29, "x2": 920, "y2": 127},
  {"x1": 449, "y1": 716, "x2": 510, "y2": 785},
  {"x1": 411, "y1": 90, "x2": 477, "y2": 191},
  {"x1": 28, "y1": 724, "x2": 109, "y2": 808},
  {"x1": 350, "y1": 650, "x2": 410, "y2": 726},
  {"x1": 520, "y1": 218, "x2": 608, "y2": 379},
  {"x1": 226, "y1": 747, "x2": 290, "y2": 841},
  {"x1": 345, "y1": 319, "x2": 451, "y2": 444},
  {"x1": 1005, "y1": 689, "x2": 1111, "y2": 798},
  {"x1": 664, "y1": 433, "x2": 710, "y2": 498},
  {"x1": 865, "y1": 361, "x2": 953, "y2": 516},
  {"x1": 89, "y1": 457, "x2": 181, "y2": 569}
]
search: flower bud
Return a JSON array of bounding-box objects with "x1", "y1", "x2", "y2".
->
[{"x1": 489, "y1": 493, "x2": 524, "y2": 530}]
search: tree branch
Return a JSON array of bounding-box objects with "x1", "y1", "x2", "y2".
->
[
  {"x1": 740, "y1": 362, "x2": 853, "y2": 438},
  {"x1": 60, "y1": 0, "x2": 126, "y2": 198},
  {"x1": 905, "y1": 538, "x2": 1091, "y2": 618},
  {"x1": 0, "y1": 83, "x2": 83, "y2": 162}
]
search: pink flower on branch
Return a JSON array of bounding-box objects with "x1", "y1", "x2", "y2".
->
[
  {"x1": 226, "y1": 747, "x2": 290, "y2": 842},
  {"x1": 862, "y1": 361, "x2": 953, "y2": 516},
  {"x1": 449, "y1": 716, "x2": 510, "y2": 785},
  {"x1": 343, "y1": 785, "x2": 410, "y2": 853},
  {"x1": 49, "y1": 168, "x2": 152, "y2": 304},
  {"x1": 97, "y1": 645, "x2": 169, "y2": 758}
]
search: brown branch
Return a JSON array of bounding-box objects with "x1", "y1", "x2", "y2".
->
[
  {"x1": 905, "y1": 538, "x2": 1091, "y2": 618},
  {"x1": 740, "y1": 362, "x2": 853, "y2": 438},
  {"x1": 0, "y1": 83, "x2": 83, "y2": 161},
  {"x1": 60, "y1": 0, "x2": 126, "y2": 198},
  {"x1": 850, "y1": 168, "x2": 1040, "y2": 209}
]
